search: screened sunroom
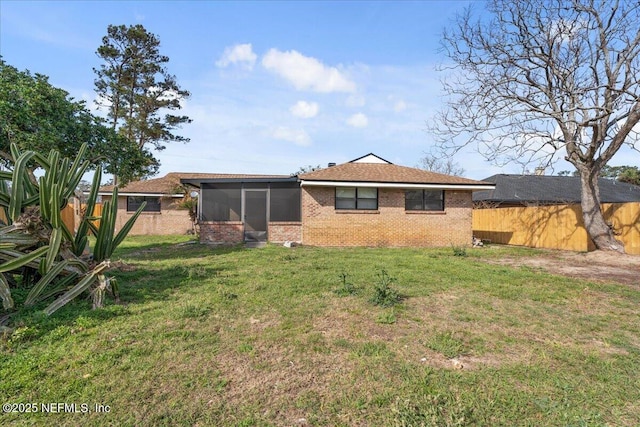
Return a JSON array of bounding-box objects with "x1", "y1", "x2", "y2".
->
[{"x1": 182, "y1": 176, "x2": 301, "y2": 244}]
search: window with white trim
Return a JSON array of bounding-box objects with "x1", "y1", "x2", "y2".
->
[
  {"x1": 335, "y1": 187, "x2": 378, "y2": 210},
  {"x1": 127, "y1": 196, "x2": 161, "y2": 212},
  {"x1": 405, "y1": 190, "x2": 444, "y2": 211}
]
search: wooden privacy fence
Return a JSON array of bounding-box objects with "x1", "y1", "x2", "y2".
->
[
  {"x1": 473, "y1": 202, "x2": 640, "y2": 255},
  {"x1": 61, "y1": 204, "x2": 75, "y2": 231},
  {"x1": 1, "y1": 201, "x2": 101, "y2": 231},
  {"x1": 61, "y1": 202, "x2": 102, "y2": 232}
]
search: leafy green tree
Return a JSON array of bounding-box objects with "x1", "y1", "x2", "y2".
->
[
  {"x1": 601, "y1": 165, "x2": 640, "y2": 185},
  {"x1": 558, "y1": 165, "x2": 640, "y2": 185},
  {"x1": 293, "y1": 165, "x2": 323, "y2": 175},
  {"x1": 0, "y1": 58, "x2": 157, "y2": 184},
  {"x1": 94, "y1": 24, "x2": 191, "y2": 183},
  {"x1": 618, "y1": 168, "x2": 640, "y2": 185}
]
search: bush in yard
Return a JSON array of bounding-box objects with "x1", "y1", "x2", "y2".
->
[
  {"x1": 451, "y1": 245, "x2": 467, "y2": 257},
  {"x1": 370, "y1": 269, "x2": 401, "y2": 308},
  {"x1": 333, "y1": 272, "x2": 358, "y2": 296},
  {"x1": 0, "y1": 143, "x2": 145, "y2": 328}
]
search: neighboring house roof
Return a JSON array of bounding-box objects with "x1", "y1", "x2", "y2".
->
[
  {"x1": 99, "y1": 172, "x2": 241, "y2": 196},
  {"x1": 180, "y1": 174, "x2": 295, "y2": 187},
  {"x1": 299, "y1": 153, "x2": 494, "y2": 190},
  {"x1": 473, "y1": 174, "x2": 640, "y2": 205}
]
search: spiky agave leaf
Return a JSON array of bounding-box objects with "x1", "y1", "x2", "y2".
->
[
  {"x1": 9, "y1": 150, "x2": 36, "y2": 223},
  {"x1": 0, "y1": 246, "x2": 49, "y2": 273},
  {"x1": 0, "y1": 273, "x2": 13, "y2": 310},
  {"x1": 1, "y1": 142, "x2": 144, "y2": 319},
  {"x1": 24, "y1": 260, "x2": 71, "y2": 306},
  {"x1": 43, "y1": 260, "x2": 110, "y2": 316},
  {"x1": 73, "y1": 166, "x2": 101, "y2": 256}
]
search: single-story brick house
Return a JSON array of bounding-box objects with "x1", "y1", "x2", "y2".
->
[
  {"x1": 181, "y1": 154, "x2": 494, "y2": 247},
  {"x1": 98, "y1": 172, "x2": 226, "y2": 235}
]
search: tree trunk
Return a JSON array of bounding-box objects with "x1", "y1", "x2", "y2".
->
[{"x1": 579, "y1": 170, "x2": 625, "y2": 253}]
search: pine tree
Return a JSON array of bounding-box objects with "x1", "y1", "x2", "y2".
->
[{"x1": 94, "y1": 24, "x2": 191, "y2": 183}]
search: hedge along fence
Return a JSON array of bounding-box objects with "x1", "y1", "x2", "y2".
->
[{"x1": 472, "y1": 202, "x2": 640, "y2": 254}]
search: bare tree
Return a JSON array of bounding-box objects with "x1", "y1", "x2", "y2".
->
[
  {"x1": 432, "y1": 0, "x2": 640, "y2": 252},
  {"x1": 416, "y1": 152, "x2": 465, "y2": 176}
]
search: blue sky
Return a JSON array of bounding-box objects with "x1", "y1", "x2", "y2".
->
[{"x1": 2, "y1": 1, "x2": 637, "y2": 180}]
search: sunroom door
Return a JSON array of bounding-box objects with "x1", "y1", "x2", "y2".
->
[{"x1": 243, "y1": 190, "x2": 267, "y2": 242}]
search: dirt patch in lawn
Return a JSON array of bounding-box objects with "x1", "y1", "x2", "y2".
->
[{"x1": 482, "y1": 248, "x2": 640, "y2": 288}]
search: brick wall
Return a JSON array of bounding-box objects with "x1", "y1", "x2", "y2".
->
[
  {"x1": 105, "y1": 196, "x2": 194, "y2": 235},
  {"x1": 199, "y1": 221, "x2": 244, "y2": 244},
  {"x1": 198, "y1": 221, "x2": 301, "y2": 244},
  {"x1": 301, "y1": 187, "x2": 473, "y2": 247},
  {"x1": 268, "y1": 222, "x2": 302, "y2": 243}
]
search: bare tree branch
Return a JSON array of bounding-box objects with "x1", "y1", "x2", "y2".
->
[{"x1": 431, "y1": 0, "x2": 640, "y2": 252}]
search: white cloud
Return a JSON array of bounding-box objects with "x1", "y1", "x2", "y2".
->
[
  {"x1": 272, "y1": 126, "x2": 312, "y2": 146},
  {"x1": 262, "y1": 48, "x2": 356, "y2": 93},
  {"x1": 346, "y1": 113, "x2": 368, "y2": 128},
  {"x1": 394, "y1": 100, "x2": 407, "y2": 112},
  {"x1": 216, "y1": 43, "x2": 257, "y2": 69},
  {"x1": 345, "y1": 94, "x2": 366, "y2": 107},
  {"x1": 290, "y1": 101, "x2": 319, "y2": 119}
]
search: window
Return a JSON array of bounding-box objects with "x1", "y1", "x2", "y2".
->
[
  {"x1": 127, "y1": 196, "x2": 161, "y2": 212},
  {"x1": 336, "y1": 187, "x2": 378, "y2": 210},
  {"x1": 405, "y1": 190, "x2": 444, "y2": 211},
  {"x1": 270, "y1": 184, "x2": 301, "y2": 221},
  {"x1": 201, "y1": 184, "x2": 241, "y2": 221}
]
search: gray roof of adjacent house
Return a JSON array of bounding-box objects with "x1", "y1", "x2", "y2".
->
[{"x1": 473, "y1": 174, "x2": 640, "y2": 205}]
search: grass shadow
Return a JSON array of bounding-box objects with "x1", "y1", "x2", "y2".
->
[
  {"x1": 113, "y1": 241, "x2": 246, "y2": 262},
  {"x1": 114, "y1": 264, "x2": 230, "y2": 305}
]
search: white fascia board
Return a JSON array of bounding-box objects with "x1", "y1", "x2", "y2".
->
[
  {"x1": 96, "y1": 192, "x2": 184, "y2": 198},
  {"x1": 299, "y1": 180, "x2": 495, "y2": 191}
]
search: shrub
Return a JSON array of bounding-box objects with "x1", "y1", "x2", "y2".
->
[
  {"x1": 0, "y1": 144, "x2": 145, "y2": 327},
  {"x1": 370, "y1": 269, "x2": 401, "y2": 307},
  {"x1": 451, "y1": 246, "x2": 467, "y2": 257},
  {"x1": 333, "y1": 272, "x2": 358, "y2": 296}
]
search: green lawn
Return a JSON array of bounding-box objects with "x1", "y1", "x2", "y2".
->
[{"x1": 1, "y1": 236, "x2": 639, "y2": 426}]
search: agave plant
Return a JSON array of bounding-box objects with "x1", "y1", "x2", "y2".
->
[{"x1": 0, "y1": 144, "x2": 145, "y2": 324}]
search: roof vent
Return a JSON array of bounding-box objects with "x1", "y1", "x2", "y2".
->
[{"x1": 328, "y1": 162, "x2": 336, "y2": 167}]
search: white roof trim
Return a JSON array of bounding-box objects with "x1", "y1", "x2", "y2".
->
[
  {"x1": 299, "y1": 180, "x2": 495, "y2": 191},
  {"x1": 351, "y1": 154, "x2": 391, "y2": 164}
]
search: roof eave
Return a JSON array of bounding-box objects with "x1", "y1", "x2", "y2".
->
[
  {"x1": 300, "y1": 180, "x2": 495, "y2": 190},
  {"x1": 181, "y1": 177, "x2": 298, "y2": 186},
  {"x1": 96, "y1": 192, "x2": 184, "y2": 198}
]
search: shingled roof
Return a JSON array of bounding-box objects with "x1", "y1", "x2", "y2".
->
[
  {"x1": 473, "y1": 174, "x2": 640, "y2": 205},
  {"x1": 98, "y1": 172, "x2": 284, "y2": 195},
  {"x1": 299, "y1": 154, "x2": 492, "y2": 188},
  {"x1": 103, "y1": 154, "x2": 494, "y2": 194}
]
